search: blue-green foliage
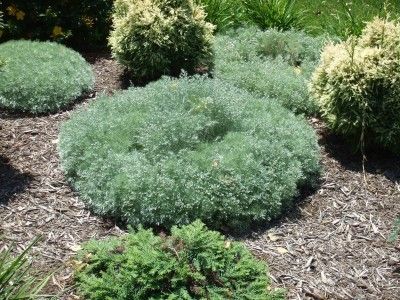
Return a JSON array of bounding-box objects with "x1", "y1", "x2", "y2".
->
[
  {"x1": 214, "y1": 27, "x2": 326, "y2": 115},
  {"x1": 59, "y1": 76, "x2": 320, "y2": 230},
  {"x1": 74, "y1": 220, "x2": 285, "y2": 300},
  {"x1": 0, "y1": 40, "x2": 94, "y2": 114}
]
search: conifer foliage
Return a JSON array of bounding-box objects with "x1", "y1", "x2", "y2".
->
[{"x1": 74, "y1": 220, "x2": 285, "y2": 300}]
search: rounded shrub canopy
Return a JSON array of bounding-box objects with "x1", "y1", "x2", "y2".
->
[
  {"x1": 0, "y1": 40, "x2": 94, "y2": 114},
  {"x1": 109, "y1": 0, "x2": 214, "y2": 80},
  {"x1": 74, "y1": 220, "x2": 285, "y2": 300},
  {"x1": 310, "y1": 17, "x2": 400, "y2": 153},
  {"x1": 59, "y1": 76, "x2": 320, "y2": 230},
  {"x1": 214, "y1": 27, "x2": 327, "y2": 115}
]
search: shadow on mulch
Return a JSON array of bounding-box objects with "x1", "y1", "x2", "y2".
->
[
  {"x1": 83, "y1": 51, "x2": 213, "y2": 91},
  {"x1": 229, "y1": 183, "x2": 321, "y2": 239},
  {"x1": 0, "y1": 92, "x2": 95, "y2": 120},
  {"x1": 0, "y1": 156, "x2": 33, "y2": 205},
  {"x1": 320, "y1": 130, "x2": 400, "y2": 183}
]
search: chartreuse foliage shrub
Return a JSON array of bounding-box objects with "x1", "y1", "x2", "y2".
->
[
  {"x1": 59, "y1": 76, "x2": 320, "y2": 230},
  {"x1": 109, "y1": 0, "x2": 214, "y2": 81},
  {"x1": 310, "y1": 17, "x2": 400, "y2": 153},
  {"x1": 74, "y1": 220, "x2": 285, "y2": 300},
  {"x1": 1, "y1": 0, "x2": 113, "y2": 47},
  {"x1": 0, "y1": 40, "x2": 94, "y2": 114},
  {"x1": 214, "y1": 27, "x2": 326, "y2": 115}
]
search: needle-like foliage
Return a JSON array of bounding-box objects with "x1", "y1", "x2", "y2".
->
[{"x1": 74, "y1": 220, "x2": 285, "y2": 300}]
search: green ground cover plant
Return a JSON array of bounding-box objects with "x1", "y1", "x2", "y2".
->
[
  {"x1": 0, "y1": 40, "x2": 94, "y2": 114},
  {"x1": 59, "y1": 76, "x2": 320, "y2": 230},
  {"x1": 74, "y1": 220, "x2": 285, "y2": 300},
  {"x1": 310, "y1": 17, "x2": 400, "y2": 153},
  {"x1": 214, "y1": 27, "x2": 326, "y2": 115},
  {"x1": 109, "y1": 0, "x2": 214, "y2": 81}
]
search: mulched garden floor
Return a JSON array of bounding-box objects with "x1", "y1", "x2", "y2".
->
[{"x1": 0, "y1": 52, "x2": 399, "y2": 300}]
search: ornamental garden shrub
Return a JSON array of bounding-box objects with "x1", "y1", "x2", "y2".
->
[
  {"x1": 0, "y1": 0, "x2": 113, "y2": 47},
  {"x1": 0, "y1": 40, "x2": 94, "y2": 114},
  {"x1": 214, "y1": 27, "x2": 326, "y2": 115},
  {"x1": 109, "y1": 0, "x2": 214, "y2": 81},
  {"x1": 74, "y1": 220, "x2": 285, "y2": 300},
  {"x1": 310, "y1": 17, "x2": 400, "y2": 153},
  {"x1": 59, "y1": 76, "x2": 320, "y2": 230}
]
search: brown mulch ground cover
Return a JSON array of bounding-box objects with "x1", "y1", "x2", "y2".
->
[{"x1": 0, "y1": 52, "x2": 399, "y2": 300}]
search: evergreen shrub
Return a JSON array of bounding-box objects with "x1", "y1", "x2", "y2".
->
[
  {"x1": 59, "y1": 76, "x2": 320, "y2": 230},
  {"x1": 74, "y1": 220, "x2": 285, "y2": 300},
  {"x1": 109, "y1": 0, "x2": 214, "y2": 81},
  {"x1": 0, "y1": 40, "x2": 94, "y2": 114},
  {"x1": 214, "y1": 27, "x2": 326, "y2": 115},
  {"x1": 310, "y1": 17, "x2": 400, "y2": 153}
]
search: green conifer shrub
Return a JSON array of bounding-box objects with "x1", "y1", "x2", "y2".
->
[
  {"x1": 59, "y1": 76, "x2": 320, "y2": 230},
  {"x1": 0, "y1": 40, "x2": 94, "y2": 114},
  {"x1": 310, "y1": 17, "x2": 400, "y2": 153},
  {"x1": 109, "y1": 0, "x2": 215, "y2": 81},
  {"x1": 74, "y1": 220, "x2": 285, "y2": 300},
  {"x1": 214, "y1": 27, "x2": 326, "y2": 115}
]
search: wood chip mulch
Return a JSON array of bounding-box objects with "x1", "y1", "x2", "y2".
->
[{"x1": 0, "y1": 52, "x2": 399, "y2": 300}]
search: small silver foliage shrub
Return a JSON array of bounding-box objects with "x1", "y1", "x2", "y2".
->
[
  {"x1": 0, "y1": 41, "x2": 94, "y2": 114},
  {"x1": 310, "y1": 17, "x2": 400, "y2": 153},
  {"x1": 214, "y1": 27, "x2": 326, "y2": 115},
  {"x1": 109, "y1": 0, "x2": 215, "y2": 80},
  {"x1": 59, "y1": 76, "x2": 320, "y2": 230},
  {"x1": 74, "y1": 220, "x2": 285, "y2": 300}
]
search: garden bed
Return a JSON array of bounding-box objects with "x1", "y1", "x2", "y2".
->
[{"x1": 0, "y1": 52, "x2": 399, "y2": 300}]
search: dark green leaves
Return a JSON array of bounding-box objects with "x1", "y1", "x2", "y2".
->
[{"x1": 74, "y1": 220, "x2": 285, "y2": 300}]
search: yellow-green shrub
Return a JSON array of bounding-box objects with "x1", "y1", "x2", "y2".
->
[
  {"x1": 109, "y1": 0, "x2": 215, "y2": 80},
  {"x1": 310, "y1": 17, "x2": 400, "y2": 153}
]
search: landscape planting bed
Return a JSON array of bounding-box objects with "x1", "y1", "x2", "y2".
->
[{"x1": 0, "y1": 53, "x2": 399, "y2": 299}]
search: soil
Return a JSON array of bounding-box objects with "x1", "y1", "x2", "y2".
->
[{"x1": 0, "y1": 52, "x2": 399, "y2": 300}]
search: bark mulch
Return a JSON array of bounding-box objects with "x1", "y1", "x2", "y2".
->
[{"x1": 0, "y1": 52, "x2": 399, "y2": 300}]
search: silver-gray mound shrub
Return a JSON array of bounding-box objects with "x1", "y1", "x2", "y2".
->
[
  {"x1": 0, "y1": 40, "x2": 94, "y2": 114},
  {"x1": 214, "y1": 27, "x2": 326, "y2": 115},
  {"x1": 59, "y1": 76, "x2": 320, "y2": 230}
]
